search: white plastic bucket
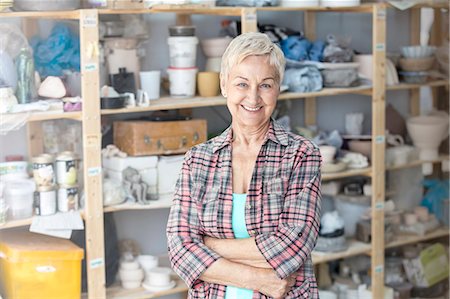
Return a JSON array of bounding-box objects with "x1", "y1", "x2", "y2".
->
[
  {"x1": 167, "y1": 67, "x2": 198, "y2": 97},
  {"x1": 167, "y1": 36, "x2": 198, "y2": 68}
]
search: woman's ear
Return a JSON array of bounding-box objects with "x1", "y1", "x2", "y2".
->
[{"x1": 220, "y1": 75, "x2": 227, "y2": 98}]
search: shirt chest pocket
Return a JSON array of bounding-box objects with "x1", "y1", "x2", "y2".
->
[
  {"x1": 262, "y1": 178, "x2": 285, "y2": 225},
  {"x1": 193, "y1": 185, "x2": 220, "y2": 234}
]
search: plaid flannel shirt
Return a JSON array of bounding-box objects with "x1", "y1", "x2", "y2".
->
[{"x1": 167, "y1": 119, "x2": 322, "y2": 299}]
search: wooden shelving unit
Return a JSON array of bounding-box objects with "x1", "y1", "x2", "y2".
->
[
  {"x1": 1, "y1": 2, "x2": 448, "y2": 299},
  {"x1": 105, "y1": 278, "x2": 188, "y2": 299}
]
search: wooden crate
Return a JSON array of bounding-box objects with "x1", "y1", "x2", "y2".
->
[{"x1": 113, "y1": 119, "x2": 207, "y2": 156}]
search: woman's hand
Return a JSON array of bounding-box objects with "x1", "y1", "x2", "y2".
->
[{"x1": 254, "y1": 269, "x2": 297, "y2": 299}]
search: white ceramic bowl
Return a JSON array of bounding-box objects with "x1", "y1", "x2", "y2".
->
[
  {"x1": 401, "y1": 45, "x2": 436, "y2": 58},
  {"x1": 406, "y1": 114, "x2": 449, "y2": 160},
  {"x1": 119, "y1": 268, "x2": 144, "y2": 282},
  {"x1": 144, "y1": 267, "x2": 172, "y2": 287},
  {"x1": 137, "y1": 255, "x2": 158, "y2": 271},
  {"x1": 319, "y1": 145, "x2": 337, "y2": 164},
  {"x1": 200, "y1": 37, "x2": 233, "y2": 58},
  {"x1": 120, "y1": 259, "x2": 140, "y2": 271}
]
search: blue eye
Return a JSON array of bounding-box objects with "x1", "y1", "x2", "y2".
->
[
  {"x1": 260, "y1": 83, "x2": 272, "y2": 89},
  {"x1": 237, "y1": 82, "x2": 248, "y2": 88}
]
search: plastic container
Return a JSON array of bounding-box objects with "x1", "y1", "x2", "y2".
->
[
  {"x1": 4, "y1": 179, "x2": 35, "y2": 220},
  {"x1": 0, "y1": 161, "x2": 28, "y2": 180},
  {"x1": 335, "y1": 195, "x2": 371, "y2": 237},
  {"x1": 167, "y1": 36, "x2": 198, "y2": 68},
  {"x1": 167, "y1": 67, "x2": 198, "y2": 97},
  {"x1": 0, "y1": 230, "x2": 84, "y2": 299}
]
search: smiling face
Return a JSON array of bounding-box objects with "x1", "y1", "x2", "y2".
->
[{"x1": 223, "y1": 55, "x2": 280, "y2": 131}]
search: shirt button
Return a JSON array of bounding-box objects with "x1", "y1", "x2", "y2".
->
[
  {"x1": 246, "y1": 203, "x2": 251, "y2": 209},
  {"x1": 250, "y1": 230, "x2": 256, "y2": 235}
]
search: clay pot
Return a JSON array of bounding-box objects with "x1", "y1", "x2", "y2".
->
[{"x1": 197, "y1": 71, "x2": 220, "y2": 97}]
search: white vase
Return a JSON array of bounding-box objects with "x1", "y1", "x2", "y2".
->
[{"x1": 406, "y1": 112, "x2": 449, "y2": 161}]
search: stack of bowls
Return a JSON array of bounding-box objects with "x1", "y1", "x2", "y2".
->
[
  {"x1": 167, "y1": 26, "x2": 198, "y2": 97},
  {"x1": 200, "y1": 37, "x2": 232, "y2": 73},
  {"x1": 119, "y1": 259, "x2": 144, "y2": 289},
  {"x1": 399, "y1": 45, "x2": 436, "y2": 83}
]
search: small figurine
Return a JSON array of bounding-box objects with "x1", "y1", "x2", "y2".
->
[{"x1": 122, "y1": 167, "x2": 150, "y2": 204}]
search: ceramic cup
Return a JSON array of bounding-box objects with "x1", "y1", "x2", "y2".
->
[
  {"x1": 145, "y1": 267, "x2": 172, "y2": 287},
  {"x1": 139, "y1": 70, "x2": 161, "y2": 100},
  {"x1": 197, "y1": 71, "x2": 220, "y2": 97},
  {"x1": 345, "y1": 112, "x2": 364, "y2": 135},
  {"x1": 404, "y1": 213, "x2": 417, "y2": 226},
  {"x1": 319, "y1": 145, "x2": 336, "y2": 164},
  {"x1": 386, "y1": 146, "x2": 414, "y2": 166},
  {"x1": 414, "y1": 206, "x2": 429, "y2": 222}
]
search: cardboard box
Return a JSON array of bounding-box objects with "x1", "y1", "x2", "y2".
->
[{"x1": 402, "y1": 243, "x2": 449, "y2": 287}]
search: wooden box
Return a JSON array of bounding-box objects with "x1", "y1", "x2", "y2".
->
[{"x1": 113, "y1": 119, "x2": 207, "y2": 156}]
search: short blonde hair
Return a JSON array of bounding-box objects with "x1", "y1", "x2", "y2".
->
[{"x1": 220, "y1": 32, "x2": 286, "y2": 88}]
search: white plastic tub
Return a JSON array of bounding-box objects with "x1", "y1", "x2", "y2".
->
[
  {"x1": 167, "y1": 67, "x2": 198, "y2": 97},
  {"x1": 4, "y1": 179, "x2": 35, "y2": 220},
  {"x1": 167, "y1": 36, "x2": 198, "y2": 68}
]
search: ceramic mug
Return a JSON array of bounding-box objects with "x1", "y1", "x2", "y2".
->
[
  {"x1": 137, "y1": 89, "x2": 150, "y2": 107},
  {"x1": 139, "y1": 70, "x2": 161, "y2": 100},
  {"x1": 197, "y1": 71, "x2": 220, "y2": 97}
]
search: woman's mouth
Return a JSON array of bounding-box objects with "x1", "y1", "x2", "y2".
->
[{"x1": 242, "y1": 105, "x2": 262, "y2": 112}]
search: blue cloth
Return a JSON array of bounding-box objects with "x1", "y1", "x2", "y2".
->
[{"x1": 224, "y1": 193, "x2": 254, "y2": 299}]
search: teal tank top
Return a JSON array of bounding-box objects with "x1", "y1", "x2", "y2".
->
[{"x1": 224, "y1": 193, "x2": 254, "y2": 299}]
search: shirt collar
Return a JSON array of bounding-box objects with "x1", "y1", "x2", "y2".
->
[{"x1": 212, "y1": 119, "x2": 289, "y2": 153}]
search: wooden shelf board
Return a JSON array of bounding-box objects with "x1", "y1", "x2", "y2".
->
[
  {"x1": 0, "y1": 10, "x2": 80, "y2": 19},
  {"x1": 99, "y1": 6, "x2": 243, "y2": 16},
  {"x1": 385, "y1": 227, "x2": 450, "y2": 249},
  {"x1": 25, "y1": 111, "x2": 82, "y2": 122},
  {"x1": 0, "y1": 217, "x2": 32, "y2": 230},
  {"x1": 387, "y1": 80, "x2": 449, "y2": 91},
  {"x1": 312, "y1": 239, "x2": 371, "y2": 264},
  {"x1": 386, "y1": 155, "x2": 449, "y2": 171},
  {"x1": 102, "y1": 86, "x2": 373, "y2": 115},
  {"x1": 105, "y1": 278, "x2": 188, "y2": 299},
  {"x1": 386, "y1": 0, "x2": 449, "y2": 9},
  {"x1": 104, "y1": 200, "x2": 172, "y2": 213},
  {"x1": 322, "y1": 167, "x2": 372, "y2": 181},
  {"x1": 259, "y1": 3, "x2": 374, "y2": 13}
]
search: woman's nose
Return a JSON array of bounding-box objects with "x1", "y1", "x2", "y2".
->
[{"x1": 246, "y1": 86, "x2": 261, "y2": 103}]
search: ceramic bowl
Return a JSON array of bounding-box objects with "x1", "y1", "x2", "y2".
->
[
  {"x1": 401, "y1": 45, "x2": 436, "y2": 58},
  {"x1": 120, "y1": 259, "x2": 140, "y2": 271},
  {"x1": 319, "y1": 145, "x2": 336, "y2": 164},
  {"x1": 13, "y1": 0, "x2": 80, "y2": 11},
  {"x1": 144, "y1": 267, "x2": 172, "y2": 287},
  {"x1": 399, "y1": 71, "x2": 428, "y2": 84},
  {"x1": 399, "y1": 56, "x2": 435, "y2": 72},
  {"x1": 200, "y1": 37, "x2": 233, "y2": 57},
  {"x1": 348, "y1": 140, "x2": 372, "y2": 159},
  {"x1": 406, "y1": 114, "x2": 449, "y2": 160},
  {"x1": 137, "y1": 255, "x2": 158, "y2": 271},
  {"x1": 119, "y1": 268, "x2": 144, "y2": 281}
]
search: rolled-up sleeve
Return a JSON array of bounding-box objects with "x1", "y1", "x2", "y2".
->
[
  {"x1": 255, "y1": 147, "x2": 322, "y2": 279},
  {"x1": 166, "y1": 150, "x2": 221, "y2": 288}
]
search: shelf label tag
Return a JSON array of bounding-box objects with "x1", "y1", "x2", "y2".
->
[
  {"x1": 375, "y1": 265, "x2": 384, "y2": 273},
  {"x1": 375, "y1": 43, "x2": 385, "y2": 51},
  {"x1": 84, "y1": 63, "x2": 98, "y2": 72},
  {"x1": 245, "y1": 12, "x2": 257, "y2": 22},
  {"x1": 83, "y1": 16, "x2": 98, "y2": 28},
  {"x1": 377, "y1": 8, "x2": 386, "y2": 19},
  {"x1": 88, "y1": 167, "x2": 102, "y2": 177},
  {"x1": 375, "y1": 202, "x2": 384, "y2": 210},
  {"x1": 90, "y1": 258, "x2": 104, "y2": 269},
  {"x1": 375, "y1": 135, "x2": 385, "y2": 144}
]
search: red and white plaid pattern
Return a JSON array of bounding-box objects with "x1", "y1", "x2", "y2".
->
[{"x1": 167, "y1": 119, "x2": 322, "y2": 299}]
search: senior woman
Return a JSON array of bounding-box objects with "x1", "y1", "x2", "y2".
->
[{"x1": 167, "y1": 32, "x2": 321, "y2": 299}]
